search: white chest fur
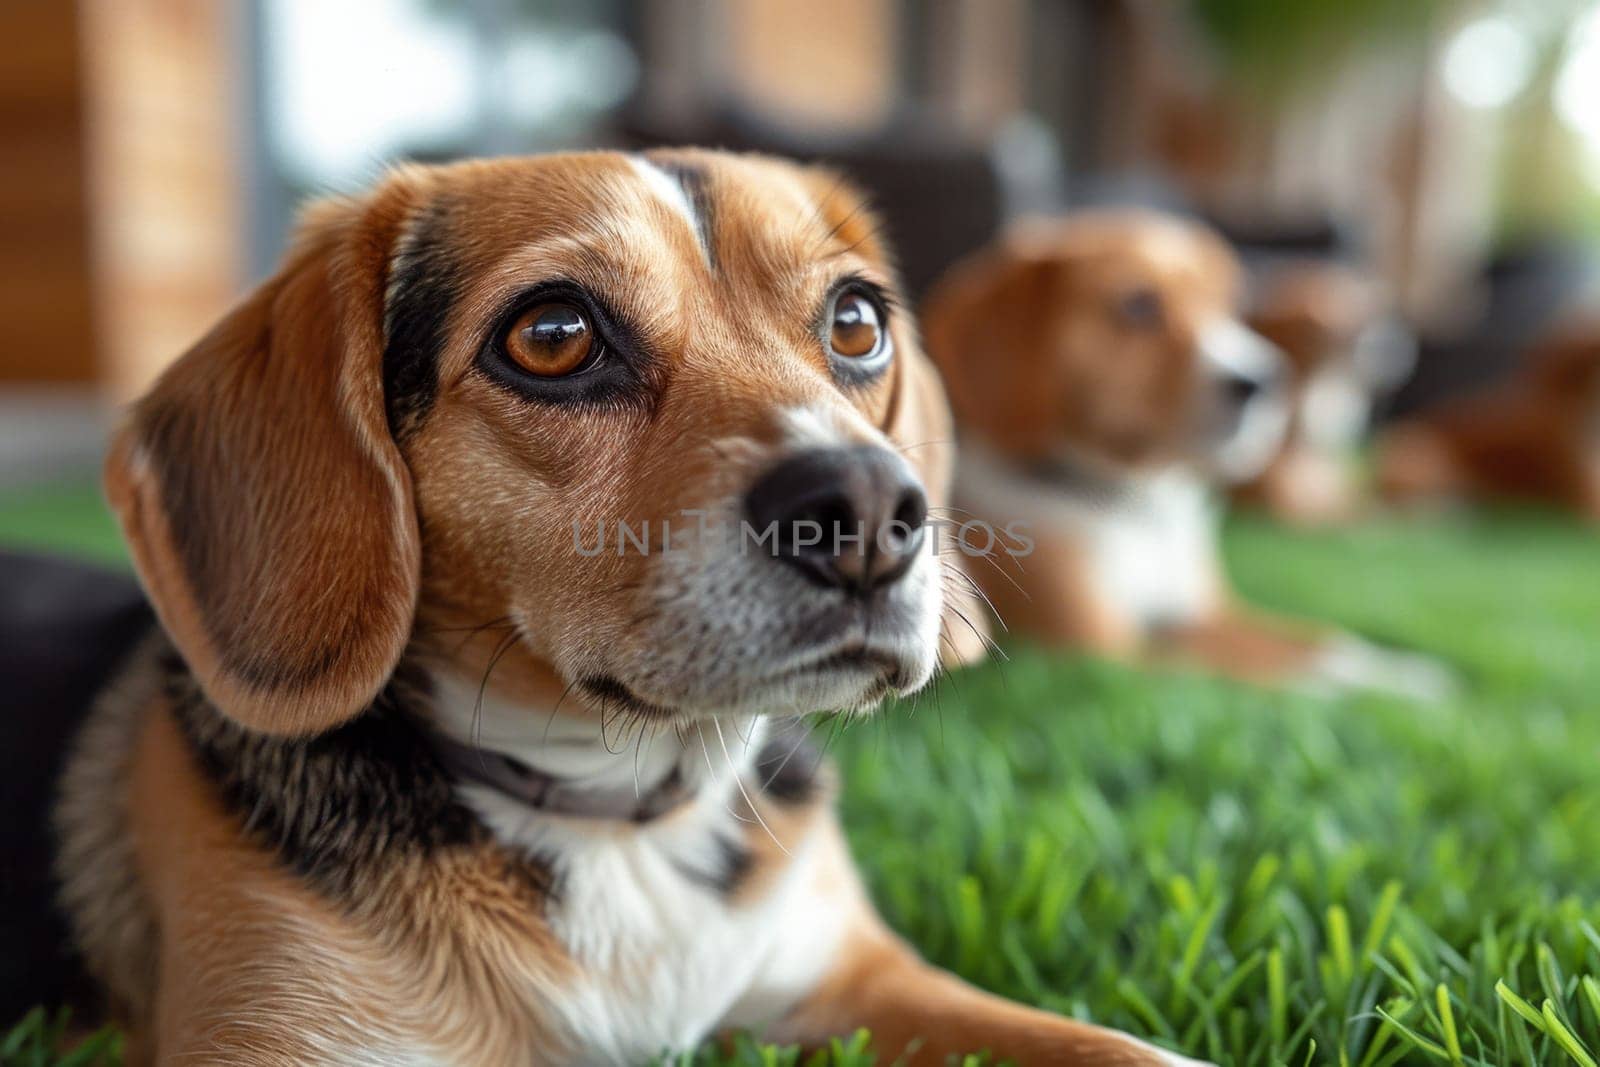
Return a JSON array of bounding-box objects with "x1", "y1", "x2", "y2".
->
[
  {"x1": 534, "y1": 802, "x2": 840, "y2": 1064},
  {"x1": 426, "y1": 680, "x2": 849, "y2": 1065},
  {"x1": 958, "y1": 447, "x2": 1223, "y2": 631}
]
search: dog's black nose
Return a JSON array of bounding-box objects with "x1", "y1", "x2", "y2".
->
[
  {"x1": 744, "y1": 446, "x2": 928, "y2": 595},
  {"x1": 1222, "y1": 371, "x2": 1265, "y2": 406}
]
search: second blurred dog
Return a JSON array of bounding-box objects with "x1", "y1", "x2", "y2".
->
[
  {"x1": 923, "y1": 210, "x2": 1448, "y2": 696},
  {"x1": 1236, "y1": 263, "x2": 1414, "y2": 524},
  {"x1": 1379, "y1": 316, "x2": 1600, "y2": 521}
]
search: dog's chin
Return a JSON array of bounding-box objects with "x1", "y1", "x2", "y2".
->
[
  {"x1": 621, "y1": 527, "x2": 947, "y2": 719},
  {"x1": 581, "y1": 580, "x2": 944, "y2": 721},
  {"x1": 713, "y1": 649, "x2": 918, "y2": 717},
  {"x1": 1039, "y1": 435, "x2": 1165, "y2": 483},
  {"x1": 579, "y1": 639, "x2": 935, "y2": 722},
  {"x1": 1202, "y1": 392, "x2": 1290, "y2": 484}
]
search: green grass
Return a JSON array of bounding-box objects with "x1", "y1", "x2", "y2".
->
[
  {"x1": 4, "y1": 485, "x2": 1600, "y2": 1066},
  {"x1": 0, "y1": 1009, "x2": 118, "y2": 1067},
  {"x1": 0, "y1": 477, "x2": 127, "y2": 568},
  {"x1": 825, "y1": 511, "x2": 1600, "y2": 1065}
]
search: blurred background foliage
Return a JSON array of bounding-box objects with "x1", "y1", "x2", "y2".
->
[{"x1": 1192, "y1": 0, "x2": 1447, "y2": 94}]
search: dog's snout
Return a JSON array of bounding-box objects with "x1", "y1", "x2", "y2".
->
[
  {"x1": 1200, "y1": 319, "x2": 1284, "y2": 398},
  {"x1": 1222, "y1": 370, "x2": 1265, "y2": 407},
  {"x1": 744, "y1": 446, "x2": 928, "y2": 595}
]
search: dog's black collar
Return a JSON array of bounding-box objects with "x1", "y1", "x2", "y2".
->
[
  {"x1": 1014, "y1": 453, "x2": 1132, "y2": 506},
  {"x1": 428, "y1": 732, "x2": 696, "y2": 824}
]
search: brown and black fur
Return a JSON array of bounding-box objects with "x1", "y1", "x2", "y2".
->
[
  {"x1": 55, "y1": 635, "x2": 826, "y2": 1058},
  {"x1": 48, "y1": 150, "x2": 1192, "y2": 1066}
]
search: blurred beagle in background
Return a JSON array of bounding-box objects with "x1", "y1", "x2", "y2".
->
[
  {"x1": 1235, "y1": 263, "x2": 1415, "y2": 524},
  {"x1": 1379, "y1": 315, "x2": 1600, "y2": 520},
  {"x1": 44, "y1": 151, "x2": 1210, "y2": 1066},
  {"x1": 922, "y1": 210, "x2": 1448, "y2": 697}
]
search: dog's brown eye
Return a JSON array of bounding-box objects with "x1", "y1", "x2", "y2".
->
[
  {"x1": 1118, "y1": 287, "x2": 1165, "y2": 330},
  {"x1": 505, "y1": 303, "x2": 594, "y2": 377},
  {"x1": 829, "y1": 291, "x2": 884, "y2": 359}
]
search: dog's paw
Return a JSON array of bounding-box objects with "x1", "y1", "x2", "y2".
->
[
  {"x1": 1116, "y1": 1032, "x2": 1215, "y2": 1066},
  {"x1": 1305, "y1": 636, "x2": 1457, "y2": 702},
  {"x1": 1136, "y1": 1041, "x2": 1217, "y2": 1067}
]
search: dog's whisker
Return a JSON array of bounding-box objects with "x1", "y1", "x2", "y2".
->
[
  {"x1": 541, "y1": 677, "x2": 583, "y2": 746},
  {"x1": 891, "y1": 437, "x2": 954, "y2": 456},
  {"x1": 755, "y1": 720, "x2": 811, "y2": 794},
  {"x1": 943, "y1": 561, "x2": 1008, "y2": 634},
  {"x1": 945, "y1": 596, "x2": 1007, "y2": 663},
  {"x1": 693, "y1": 722, "x2": 754, "y2": 827},
  {"x1": 963, "y1": 543, "x2": 1033, "y2": 601},
  {"x1": 631, "y1": 718, "x2": 660, "y2": 800},
  {"x1": 472, "y1": 628, "x2": 523, "y2": 756},
  {"x1": 713, "y1": 718, "x2": 789, "y2": 857},
  {"x1": 446, "y1": 617, "x2": 519, "y2": 659}
]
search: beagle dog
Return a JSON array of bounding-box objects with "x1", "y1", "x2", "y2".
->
[
  {"x1": 1378, "y1": 315, "x2": 1600, "y2": 520},
  {"x1": 921, "y1": 211, "x2": 1448, "y2": 696},
  {"x1": 49, "y1": 152, "x2": 1208, "y2": 1066},
  {"x1": 1235, "y1": 263, "x2": 1415, "y2": 524}
]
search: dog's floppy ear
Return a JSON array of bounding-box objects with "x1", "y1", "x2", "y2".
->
[
  {"x1": 919, "y1": 240, "x2": 1061, "y2": 444},
  {"x1": 105, "y1": 185, "x2": 425, "y2": 736}
]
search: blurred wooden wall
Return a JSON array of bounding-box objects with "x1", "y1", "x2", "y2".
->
[
  {"x1": 0, "y1": 4, "x2": 97, "y2": 383},
  {"x1": 726, "y1": 0, "x2": 897, "y2": 127},
  {"x1": 0, "y1": 1, "x2": 243, "y2": 399},
  {"x1": 82, "y1": 0, "x2": 245, "y2": 400}
]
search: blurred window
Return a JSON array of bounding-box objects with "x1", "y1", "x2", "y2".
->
[{"x1": 253, "y1": 0, "x2": 636, "y2": 266}]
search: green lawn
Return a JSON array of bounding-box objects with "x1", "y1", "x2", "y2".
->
[
  {"x1": 4, "y1": 482, "x2": 1599, "y2": 1066},
  {"x1": 0, "y1": 478, "x2": 128, "y2": 568}
]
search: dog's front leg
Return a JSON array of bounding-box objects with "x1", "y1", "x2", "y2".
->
[
  {"x1": 750, "y1": 821, "x2": 1205, "y2": 1066},
  {"x1": 769, "y1": 926, "x2": 1201, "y2": 1066},
  {"x1": 1157, "y1": 611, "x2": 1453, "y2": 701},
  {"x1": 1152, "y1": 610, "x2": 1327, "y2": 685},
  {"x1": 122, "y1": 709, "x2": 424, "y2": 1067}
]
